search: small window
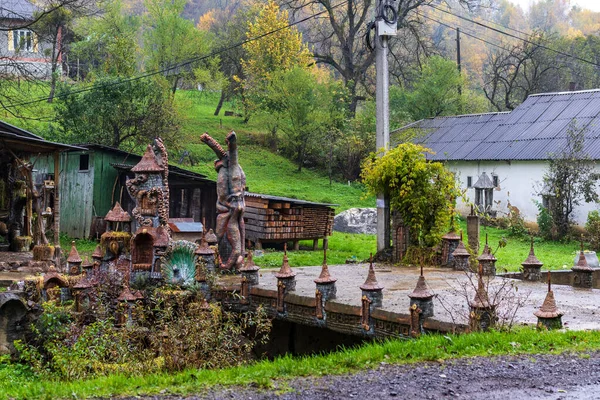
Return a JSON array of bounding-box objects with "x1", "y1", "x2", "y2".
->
[
  {"x1": 14, "y1": 30, "x2": 33, "y2": 52},
  {"x1": 492, "y1": 174, "x2": 499, "y2": 187},
  {"x1": 467, "y1": 176, "x2": 472, "y2": 188},
  {"x1": 79, "y1": 154, "x2": 89, "y2": 171}
]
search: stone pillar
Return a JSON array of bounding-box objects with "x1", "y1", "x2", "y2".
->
[
  {"x1": 441, "y1": 231, "x2": 460, "y2": 268},
  {"x1": 469, "y1": 265, "x2": 496, "y2": 331},
  {"x1": 275, "y1": 244, "x2": 296, "y2": 313},
  {"x1": 535, "y1": 272, "x2": 563, "y2": 330},
  {"x1": 314, "y1": 249, "x2": 337, "y2": 321},
  {"x1": 408, "y1": 265, "x2": 434, "y2": 336},
  {"x1": 66, "y1": 241, "x2": 82, "y2": 275},
  {"x1": 467, "y1": 206, "x2": 480, "y2": 254},
  {"x1": 360, "y1": 256, "x2": 383, "y2": 332},
  {"x1": 572, "y1": 239, "x2": 593, "y2": 289},
  {"x1": 195, "y1": 235, "x2": 216, "y2": 299},
  {"x1": 477, "y1": 234, "x2": 497, "y2": 276},
  {"x1": 452, "y1": 232, "x2": 471, "y2": 271},
  {"x1": 239, "y1": 251, "x2": 260, "y2": 285},
  {"x1": 521, "y1": 237, "x2": 543, "y2": 281}
]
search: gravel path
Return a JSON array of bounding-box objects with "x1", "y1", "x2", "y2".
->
[{"x1": 133, "y1": 352, "x2": 600, "y2": 400}]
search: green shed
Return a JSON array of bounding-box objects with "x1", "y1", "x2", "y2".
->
[{"x1": 37, "y1": 144, "x2": 216, "y2": 239}]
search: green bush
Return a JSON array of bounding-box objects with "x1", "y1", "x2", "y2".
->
[
  {"x1": 586, "y1": 210, "x2": 600, "y2": 251},
  {"x1": 535, "y1": 201, "x2": 555, "y2": 240}
]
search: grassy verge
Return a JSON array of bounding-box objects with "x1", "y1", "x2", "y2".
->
[
  {"x1": 2, "y1": 328, "x2": 600, "y2": 400},
  {"x1": 455, "y1": 219, "x2": 582, "y2": 271}
]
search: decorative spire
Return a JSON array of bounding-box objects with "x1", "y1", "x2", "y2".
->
[
  {"x1": 573, "y1": 235, "x2": 593, "y2": 271},
  {"x1": 92, "y1": 245, "x2": 103, "y2": 260},
  {"x1": 275, "y1": 243, "x2": 296, "y2": 278},
  {"x1": 67, "y1": 241, "x2": 82, "y2": 263},
  {"x1": 470, "y1": 264, "x2": 491, "y2": 309},
  {"x1": 117, "y1": 285, "x2": 138, "y2": 302},
  {"x1": 409, "y1": 264, "x2": 433, "y2": 299},
  {"x1": 195, "y1": 234, "x2": 215, "y2": 255},
  {"x1": 478, "y1": 234, "x2": 496, "y2": 261},
  {"x1": 240, "y1": 251, "x2": 260, "y2": 272},
  {"x1": 522, "y1": 236, "x2": 543, "y2": 267},
  {"x1": 104, "y1": 202, "x2": 131, "y2": 222},
  {"x1": 315, "y1": 248, "x2": 336, "y2": 284},
  {"x1": 360, "y1": 253, "x2": 383, "y2": 291},
  {"x1": 534, "y1": 272, "x2": 562, "y2": 319},
  {"x1": 131, "y1": 144, "x2": 163, "y2": 172}
]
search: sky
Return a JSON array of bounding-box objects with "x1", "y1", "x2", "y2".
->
[{"x1": 508, "y1": 0, "x2": 600, "y2": 12}]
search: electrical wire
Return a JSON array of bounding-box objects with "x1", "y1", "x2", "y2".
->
[
  {"x1": 426, "y1": 3, "x2": 600, "y2": 68},
  {"x1": 417, "y1": 11, "x2": 509, "y2": 52},
  {"x1": 2, "y1": 0, "x2": 346, "y2": 110}
]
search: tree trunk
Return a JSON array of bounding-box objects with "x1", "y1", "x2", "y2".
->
[
  {"x1": 47, "y1": 26, "x2": 61, "y2": 103},
  {"x1": 214, "y1": 90, "x2": 226, "y2": 116}
]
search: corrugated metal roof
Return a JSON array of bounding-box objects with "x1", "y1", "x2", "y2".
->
[{"x1": 393, "y1": 89, "x2": 600, "y2": 161}]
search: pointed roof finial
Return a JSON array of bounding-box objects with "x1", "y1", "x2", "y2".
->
[
  {"x1": 470, "y1": 263, "x2": 491, "y2": 309},
  {"x1": 535, "y1": 271, "x2": 562, "y2": 319},
  {"x1": 67, "y1": 241, "x2": 82, "y2": 263},
  {"x1": 573, "y1": 235, "x2": 593, "y2": 271},
  {"x1": 409, "y1": 265, "x2": 433, "y2": 299},
  {"x1": 360, "y1": 253, "x2": 383, "y2": 291},
  {"x1": 275, "y1": 243, "x2": 296, "y2": 278},
  {"x1": 315, "y1": 248, "x2": 336, "y2": 284},
  {"x1": 547, "y1": 270, "x2": 551, "y2": 293},
  {"x1": 240, "y1": 251, "x2": 259, "y2": 272}
]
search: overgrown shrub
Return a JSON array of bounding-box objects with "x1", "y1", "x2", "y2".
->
[
  {"x1": 586, "y1": 210, "x2": 600, "y2": 251},
  {"x1": 15, "y1": 278, "x2": 271, "y2": 380},
  {"x1": 535, "y1": 201, "x2": 555, "y2": 240}
]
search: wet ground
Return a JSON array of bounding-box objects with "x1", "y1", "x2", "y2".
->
[
  {"x1": 132, "y1": 352, "x2": 600, "y2": 400},
  {"x1": 247, "y1": 263, "x2": 600, "y2": 330}
]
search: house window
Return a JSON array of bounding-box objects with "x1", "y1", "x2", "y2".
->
[
  {"x1": 492, "y1": 174, "x2": 499, "y2": 187},
  {"x1": 79, "y1": 154, "x2": 89, "y2": 171},
  {"x1": 467, "y1": 176, "x2": 472, "y2": 188},
  {"x1": 13, "y1": 30, "x2": 33, "y2": 52}
]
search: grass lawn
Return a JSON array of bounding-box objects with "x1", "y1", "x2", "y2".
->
[{"x1": 2, "y1": 328, "x2": 600, "y2": 400}]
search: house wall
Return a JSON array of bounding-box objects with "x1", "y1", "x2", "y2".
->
[
  {"x1": 0, "y1": 22, "x2": 56, "y2": 79},
  {"x1": 448, "y1": 160, "x2": 600, "y2": 226}
]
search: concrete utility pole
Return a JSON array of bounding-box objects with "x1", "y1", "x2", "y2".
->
[
  {"x1": 456, "y1": 27, "x2": 462, "y2": 96},
  {"x1": 375, "y1": 0, "x2": 395, "y2": 252}
]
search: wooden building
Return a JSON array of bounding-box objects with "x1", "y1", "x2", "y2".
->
[
  {"x1": 0, "y1": 120, "x2": 82, "y2": 255},
  {"x1": 244, "y1": 192, "x2": 335, "y2": 250},
  {"x1": 36, "y1": 144, "x2": 216, "y2": 239}
]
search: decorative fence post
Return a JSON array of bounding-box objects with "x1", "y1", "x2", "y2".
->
[
  {"x1": 314, "y1": 249, "x2": 336, "y2": 321},
  {"x1": 360, "y1": 255, "x2": 383, "y2": 332}
]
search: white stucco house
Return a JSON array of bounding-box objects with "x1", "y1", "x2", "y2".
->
[{"x1": 392, "y1": 89, "x2": 600, "y2": 225}]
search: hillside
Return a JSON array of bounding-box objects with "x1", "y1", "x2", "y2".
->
[{"x1": 173, "y1": 91, "x2": 374, "y2": 212}]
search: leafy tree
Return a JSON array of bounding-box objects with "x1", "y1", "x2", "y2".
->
[
  {"x1": 241, "y1": 0, "x2": 312, "y2": 121},
  {"x1": 542, "y1": 120, "x2": 599, "y2": 239},
  {"x1": 284, "y1": 0, "x2": 480, "y2": 115},
  {"x1": 361, "y1": 143, "x2": 460, "y2": 247},
  {"x1": 53, "y1": 77, "x2": 179, "y2": 149},
  {"x1": 262, "y1": 67, "x2": 332, "y2": 172},
  {"x1": 391, "y1": 55, "x2": 488, "y2": 122},
  {"x1": 32, "y1": 0, "x2": 97, "y2": 102},
  {"x1": 143, "y1": 0, "x2": 213, "y2": 94},
  {"x1": 70, "y1": 0, "x2": 141, "y2": 78}
]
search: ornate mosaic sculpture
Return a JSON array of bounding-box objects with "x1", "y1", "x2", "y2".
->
[{"x1": 201, "y1": 131, "x2": 246, "y2": 272}]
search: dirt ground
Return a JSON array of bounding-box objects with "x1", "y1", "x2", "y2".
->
[{"x1": 131, "y1": 352, "x2": 600, "y2": 400}]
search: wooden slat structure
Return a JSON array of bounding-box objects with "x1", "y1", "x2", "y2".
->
[{"x1": 244, "y1": 192, "x2": 335, "y2": 250}]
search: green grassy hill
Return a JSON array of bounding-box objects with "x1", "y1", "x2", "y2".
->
[{"x1": 174, "y1": 91, "x2": 373, "y2": 212}]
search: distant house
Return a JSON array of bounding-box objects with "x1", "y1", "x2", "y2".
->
[
  {"x1": 0, "y1": 0, "x2": 57, "y2": 78},
  {"x1": 393, "y1": 89, "x2": 600, "y2": 225},
  {"x1": 36, "y1": 144, "x2": 217, "y2": 239}
]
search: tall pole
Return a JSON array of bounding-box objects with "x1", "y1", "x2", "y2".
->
[
  {"x1": 376, "y1": 3, "x2": 391, "y2": 252},
  {"x1": 456, "y1": 27, "x2": 462, "y2": 96}
]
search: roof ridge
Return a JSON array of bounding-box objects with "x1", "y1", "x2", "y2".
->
[{"x1": 529, "y1": 88, "x2": 600, "y2": 97}]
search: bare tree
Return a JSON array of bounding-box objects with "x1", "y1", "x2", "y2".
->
[
  {"x1": 284, "y1": 0, "x2": 479, "y2": 115},
  {"x1": 483, "y1": 32, "x2": 562, "y2": 111}
]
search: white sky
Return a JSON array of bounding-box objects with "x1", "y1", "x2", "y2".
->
[{"x1": 508, "y1": 0, "x2": 600, "y2": 12}]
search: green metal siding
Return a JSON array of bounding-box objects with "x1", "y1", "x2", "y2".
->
[{"x1": 92, "y1": 150, "x2": 133, "y2": 218}]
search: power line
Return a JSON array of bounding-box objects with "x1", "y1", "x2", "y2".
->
[
  {"x1": 426, "y1": 3, "x2": 600, "y2": 68},
  {"x1": 2, "y1": 0, "x2": 345, "y2": 110},
  {"x1": 417, "y1": 11, "x2": 508, "y2": 52}
]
